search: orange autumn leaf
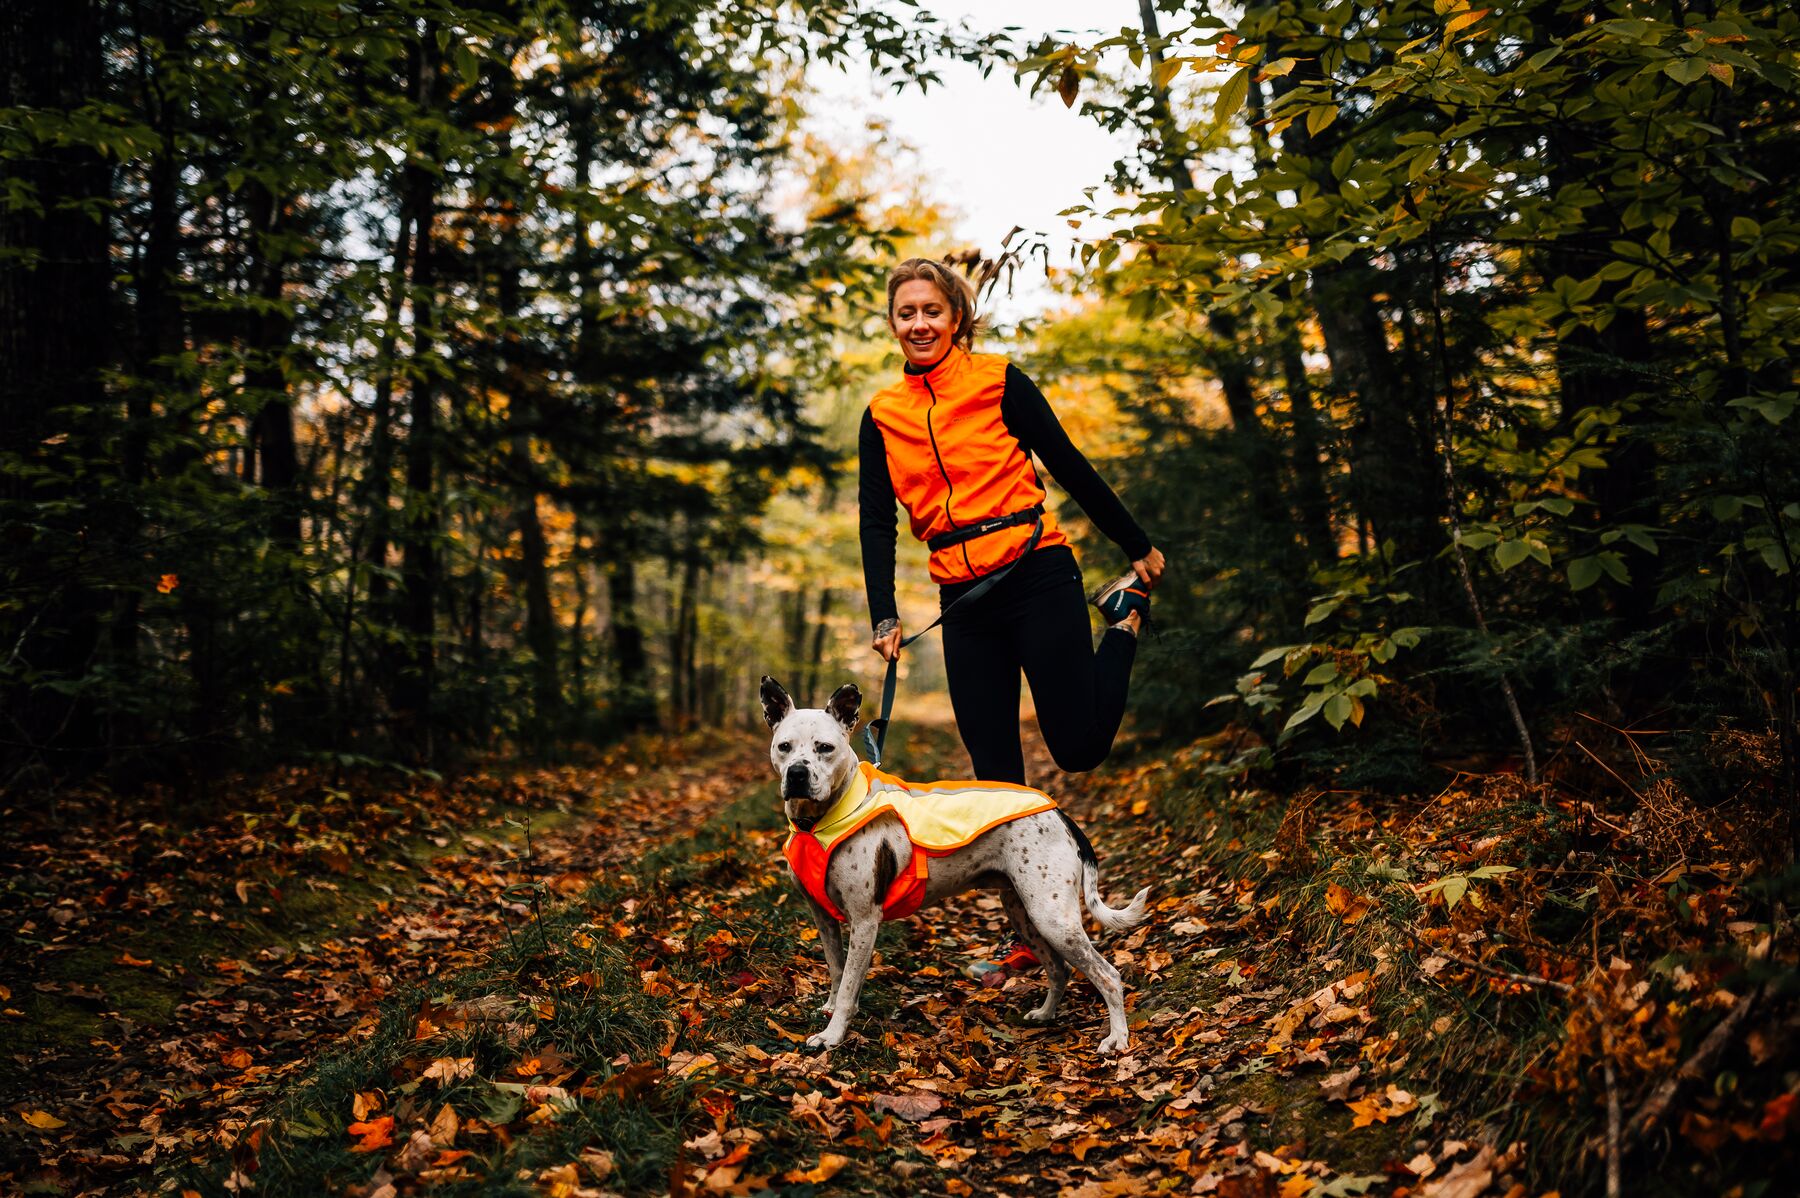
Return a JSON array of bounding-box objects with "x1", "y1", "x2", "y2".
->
[
  {"x1": 157, "y1": 573, "x2": 179, "y2": 594},
  {"x1": 220, "y1": 1048, "x2": 253, "y2": 1070},
  {"x1": 1762, "y1": 1093, "x2": 1798, "y2": 1141},
  {"x1": 346, "y1": 1115, "x2": 395, "y2": 1153},
  {"x1": 22, "y1": 1110, "x2": 67, "y2": 1130},
  {"x1": 782, "y1": 1153, "x2": 848, "y2": 1185},
  {"x1": 1325, "y1": 882, "x2": 1371, "y2": 924},
  {"x1": 115, "y1": 951, "x2": 154, "y2": 968},
  {"x1": 1069, "y1": 1134, "x2": 1107, "y2": 1161},
  {"x1": 1346, "y1": 1085, "x2": 1418, "y2": 1129}
]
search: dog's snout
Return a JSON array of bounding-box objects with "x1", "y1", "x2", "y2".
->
[{"x1": 783, "y1": 761, "x2": 811, "y2": 795}]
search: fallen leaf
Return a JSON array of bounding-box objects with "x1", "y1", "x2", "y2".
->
[
  {"x1": 1421, "y1": 1143, "x2": 1496, "y2": 1198},
  {"x1": 872, "y1": 1091, "x2": 943, "y2": 1122},
  {"x1": 22, "y1": 1110, "x2": 67, "y2": 1130},
  {"x1": 347, "y1": 1115, "x2": 395, "y2": 1153},
  {"x1": 416, "y1": 1107, "x2": 450, "y2": 1149},
  {"x1": 782, "y1": 1153, "x2": 848, "y2": 1185},
  {"x1": 1069, "y1": 1134, "x2": 1106, "y2": 1161},
  {"x1": 422, "y1": 1057, "x2": 474, "y2": 1085},
  {"x1": 1325, "y1": 882, "x2": 1372, "y2": 923},
  {"x1": 580, "y1": 1147, "x2": 616, "y2": 1179},
  {"x1": 1320, "y1": 1065, "x2": 1361, "y2": 1100},
  {"x1": 221, "y1": 1048, "x2": 253, "y2": 1070},
  {"x1": 1347, "y1": 1085, "x2": 1417, "y2": 1129},
  {"x1": 115, "y1": 951, "x2": 154, "y2": 968},
  {"x1": 394, "y1": 1129, "x2": 434, "y2": 1172}
]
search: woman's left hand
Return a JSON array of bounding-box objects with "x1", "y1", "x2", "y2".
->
[{"x1": 1132, "y1": 547, "x2": 1166, "y2": 590}]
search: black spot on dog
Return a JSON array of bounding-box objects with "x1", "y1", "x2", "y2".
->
[
  {"x1": 1057, "y1": 811, "x2": 1099, "y2": 867},
  {"x1": 873, "y1": 840, "x2": 899, "y2": 899}
]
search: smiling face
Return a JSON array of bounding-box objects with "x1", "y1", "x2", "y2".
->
[
  {"x1": 889, "y1": 278, "x2": 957, "y2": 369},
  {"x1": 759, "y1": 678, "x2": 863, "y2": 830}
]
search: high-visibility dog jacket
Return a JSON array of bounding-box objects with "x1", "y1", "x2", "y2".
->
[
  {"x1": 784, "y1": 761, "x2": 1058, "y2": 922},
  {"x1": 867, "y1": 345, "x2": 1069, "y2": 584}
]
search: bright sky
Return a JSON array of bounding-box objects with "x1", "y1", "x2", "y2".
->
[{"x1": 805, "y1": 0, "x2": 1142, "y2": 325}]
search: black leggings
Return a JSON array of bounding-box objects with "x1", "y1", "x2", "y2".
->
[{"x1": 938, "y1": 545, "x2": 1137, "y2": 785}]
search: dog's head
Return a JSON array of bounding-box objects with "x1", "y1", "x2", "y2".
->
[{"x1": 759, "y1": 676, "x2": 861, "y2": 831}]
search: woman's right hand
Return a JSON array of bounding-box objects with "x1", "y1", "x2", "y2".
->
[{"x1": 871, "y1": 618, "x2": 903, "y2": 663}]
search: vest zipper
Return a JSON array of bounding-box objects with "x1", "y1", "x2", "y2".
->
[{"x1": 921, "y1": 375, "x2": 977, "y2": 577}]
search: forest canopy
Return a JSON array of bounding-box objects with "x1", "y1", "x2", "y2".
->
[{"x1": 2, "y1": 0, "x2": 1795, "y2": 818}]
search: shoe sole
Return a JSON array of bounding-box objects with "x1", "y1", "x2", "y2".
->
[{"x1": 1088, "y1": 571, "x2": 1141, "y2": 609}]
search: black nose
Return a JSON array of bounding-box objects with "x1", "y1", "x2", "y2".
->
[{"x1": 784, "y1": 763, "x2": 809, "y2": 794}]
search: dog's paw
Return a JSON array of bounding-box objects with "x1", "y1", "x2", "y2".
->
[
  {"x1": 1096, "y1": 1032, "x2": 1130, "y2": 1056},
  {"x1": 1021, "y1": 1005, "x2": 1056, "y2": 1025},
  {"x1": 803, "y1": 1031, "x2": 841, "y2": 1053}
]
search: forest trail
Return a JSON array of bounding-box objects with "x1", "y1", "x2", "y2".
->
[
  {"x1": 8, "y1": 722, "x2": 1383, "y2": 1198},
  {"x1": 8, "y1": 722, "x2": 1774, "y2": 1196}
]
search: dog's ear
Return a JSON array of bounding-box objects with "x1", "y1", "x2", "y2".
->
[
  {"x1": 826, "y1": 683, "x2": 862, "y2": 731},
  {"x1": 759, "y1": 676, "x2": 793, "y2": 729}
]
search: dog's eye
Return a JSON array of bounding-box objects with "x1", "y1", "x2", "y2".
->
[
  {"x1": 777, "y1": 742, "x2": 791, "y2": 753},
  {"x1": 815, "y1": 742, "x2": 834, "y2": 754}
]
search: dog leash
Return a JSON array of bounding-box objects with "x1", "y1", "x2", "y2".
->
[{"x1": 863, "y1": 516, "x2": 1043, "y2": 768}]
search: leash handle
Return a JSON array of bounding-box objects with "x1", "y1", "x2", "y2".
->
[{"x1": 863, "y1": 519, "x2": 1042, "y2": 768}]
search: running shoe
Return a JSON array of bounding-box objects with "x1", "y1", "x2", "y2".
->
[
  {"x1": 1089, "y1": 570, "x2": 1151, "y2": 627},
  {"x1": 962, "y1": 938, "x2": 1042, "y2": 979}
]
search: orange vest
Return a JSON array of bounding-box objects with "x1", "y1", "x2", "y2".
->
[
  {"x1": 868, "y1": 347, "x2": 1069, "y2": 584},
  {"x1": 785, "y1": 762, "x2": 1058, "y2": 922}
]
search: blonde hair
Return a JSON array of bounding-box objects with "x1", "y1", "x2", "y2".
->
[{"x1": 886, "y1": 257, "x2": 984, "y2": 350}]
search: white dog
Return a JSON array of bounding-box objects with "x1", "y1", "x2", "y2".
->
[{"x1": 760, "y1": 676, "x2": 1150, "y2": 1054}]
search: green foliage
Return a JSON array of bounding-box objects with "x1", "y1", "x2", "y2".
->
[
  {"x1": 0, "y1": 0, "x2": 978, "y2": 783},
  {"x1": 1025, "y1": 0, "x2": 1800, "y2": 794}
]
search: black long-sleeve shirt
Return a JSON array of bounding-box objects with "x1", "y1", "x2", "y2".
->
[{"x1": 859, "y1": 362, "x2": 1152, "y2": 630}]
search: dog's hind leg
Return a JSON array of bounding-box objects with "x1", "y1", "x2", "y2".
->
[
  {"x1": 1029, "y1": 905, "x2": 1132, "y2": 1054},
  {"x1": 806, "y1": 914, "x2": 877, "y2": 1051},
  {"x1": 1000, "y1": 885, "x2": 1068, "y2": 1024}
]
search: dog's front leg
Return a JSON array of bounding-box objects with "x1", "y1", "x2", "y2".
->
[
  {"x1": 805, "y1": 895, "x2": 844, "y2": 1015},
  {"x1": 805, "y1": 913, "x2": 877, "y2": 1051}
]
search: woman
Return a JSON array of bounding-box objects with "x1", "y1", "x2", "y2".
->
[{"x1": 859, "y1": 257, "x2": 1166, "y2": 792}]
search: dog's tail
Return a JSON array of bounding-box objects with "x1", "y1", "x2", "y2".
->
[{"x1": 1081, "y1": 859, "x2": 1151, "y2": 933}]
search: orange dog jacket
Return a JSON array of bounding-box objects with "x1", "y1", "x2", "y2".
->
[{"x1": 784, "y1": 761, "x2": 1057, "y2": 922}]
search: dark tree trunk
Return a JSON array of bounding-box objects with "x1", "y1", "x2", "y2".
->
[
  {"x1": 243, "y1": 181, "x2": 300, "y2": 553},
  {"x1": 1268, "y1": 61, "x2": 1441, "y2": 572},
  {"x1": 1280, "y1": 332, "x2": 1336, "y2": 563},
  {"x1": 606, "y1": 557, "x2": 654, "y2": 729},
  {"x1": 803, "y1": 588, "x2": 834, "y2": 707},
  {"x1": 1136, "y1": 1, "x2": 1289, "y2": 535},
  {"x1": 0, "y1": 0, "x2": 111, "y2": 767},
  {"x1": 518, "y1": 492, "x2": 559, "y2": 746},
  {"x1": 570, "y1": 524, "x2": 589, "y2": 716},
  {"x1": 394, "y1": 25, "x2": 442, "y2": 760},
  {"x1": 1245, "y1": 73, "x2": 1337, "y2": 566},
  {"x1": 111, "y1": 2, "x2": 191, "y2": 756}
]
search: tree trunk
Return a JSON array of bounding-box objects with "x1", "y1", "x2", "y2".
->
[
  {"x1": 1270, "y1": 58, "x2": 1440, "y2": 571},
  {"x1": 1136, "y1": 1, "x2": 1288, "y2": 532},
  {"x1": 243, "y1": 181, "x2": 300, "y2": 554},
  {"x1": 570, "y1": 523, "x2": 589, "y2": 716},
  {"x1": 518, "y1": 491, "x2": 559, "y2": 748},
  {"x1": 606, "y1": 556, "x2": 655, "y2": 729},
  {"x1": 804, "y1": 588, "x2": 834, "y2": 707},
  {"x1": 395, "y1": 24, "x2": 442, "y2": 761},
  {"x1": 0, "y1": 0, "x2": 110, "y2": 769}
]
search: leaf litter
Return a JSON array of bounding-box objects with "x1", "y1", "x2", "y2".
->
[{"x1": 4, "y1": 720, "x2": 1793, "y2": 1196}]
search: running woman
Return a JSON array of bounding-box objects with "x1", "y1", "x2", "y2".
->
[{"x1": 859, "y1": 259, "x2": 1165, "y2": 971}]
